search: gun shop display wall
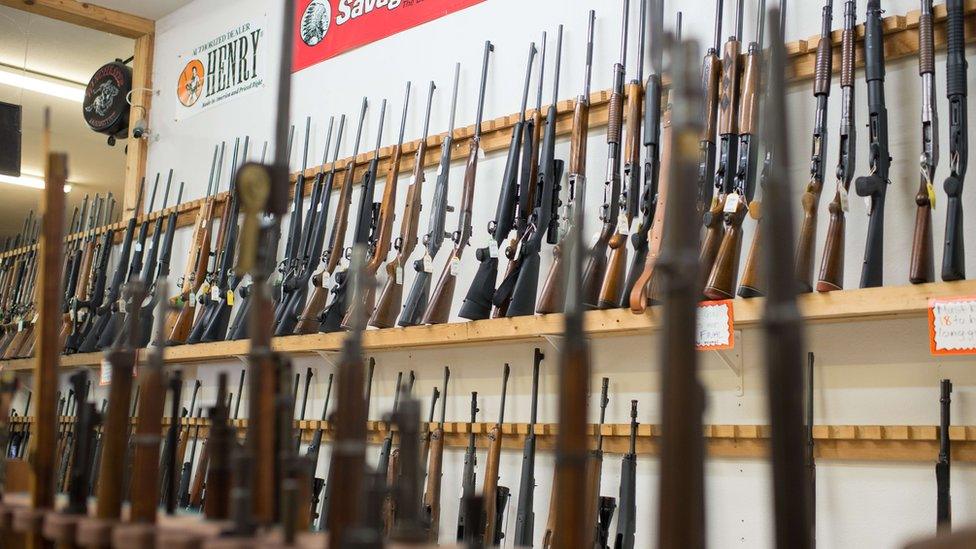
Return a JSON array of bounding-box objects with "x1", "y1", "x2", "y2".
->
[{"x1": 2, "y1": 0, "x2": 976, "y2": 547}]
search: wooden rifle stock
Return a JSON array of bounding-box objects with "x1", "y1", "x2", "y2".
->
[
  {"x1": 536, "y1": 244, "x2": 564, "y2": 315},
  {"x1": 911, "y1": 3, "x2": 938, "y2": 285},
  {"x1": 423, "y1": 424, "x2": 444, "y2": 542},
  {"x1": 910, "y1": 196, "x2": 935, "y2": 283},
  {"x1": 167, "y1": 198, "x2": 217, "y2": 343},
  {"x1": 738, "y1": 207, "x2": 765, "y2": 297}
]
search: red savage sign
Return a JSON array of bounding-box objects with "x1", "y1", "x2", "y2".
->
[{"x1": 293, "y1": 0, "x2": 485, "y2": 72}]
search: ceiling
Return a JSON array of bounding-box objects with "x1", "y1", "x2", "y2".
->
[{"x1": 0, "y1": 5, "x2": 138, "y2": 239}]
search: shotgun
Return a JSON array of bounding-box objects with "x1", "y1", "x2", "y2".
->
[
  {"x1": 941, "y1": 0, "x2": 968, "y2": 282},
  {"x1": 909, "y1": 0, "x2": 939, "y2": 284}
]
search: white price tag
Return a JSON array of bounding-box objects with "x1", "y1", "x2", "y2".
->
[
  {"x1": 134, "y1": 242, "x2": 143, "y2": 252},
  {"x1": 477, "y1": 146, "x2": 486, "y2": 160},
  {"x1": 488, "y1": 239, "x2": 499, "y2": 259},
  {"x1": 211, "y1": 285, "x2": 220, "y2": 300},
  {"x1": 100, "y1": 359, "x2": 112, "y2": 386},
  {"x1": 837, "y1": 182, "x2": 849, "y2": 212},
  {"x1": 723, "y1": 192, "x2": 741, "y2": 214},
  {"x1": 696, "y1": 301, "x2": 735, "y2": 350},
  {"x1": 395, "y1": 266, "x2": 404, "y2": 285},
  {"x1": 422, "y1": 253, "x2": 433, "y2": 273},
  {"x1": 449, "y1": 257, "x2": 461, "y2": 276},
  {"x1": 189, "y1": 292, "x2": 197, "y2": 307},
  {"x1": 16, "y1": 320, "x2": 23, "y2": 332},
  {"x1": 929, "y1": 297, "x2": 976, "y2": 355},
  {"x1": 617, "y1": 212, "x2": 630, "y2": 235},
  {"x1": 316, "y1": 202, "x2": 323, "y2": 212}
]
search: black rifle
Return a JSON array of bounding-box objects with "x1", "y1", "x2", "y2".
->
[
  {"x1": 589, "y1": 378, "x2": 613, "y2": 548},
  {"x1": 8, "y1": 389, "x2": 29, "y2": 458},
  {"x1": 88, "y1": 398, "x2": 108, "y2": 495},
  {"x1": 459, "y1": 42, "x2": 538, "y2": 321},
  {"x1": 937, "y1": 379, "x2": 952, "y2": 536},
  {"x1": 177, "y1": 406, "x2": 204, "y2": 508},
  {"x1": 65, "y1": 372, "x2": 99, "y2": 515},
  {"x1": 79, "y1": 177, "x2": 156, "y2": 353},
  {"x1": 137, "y1": 182, "x2": 184, "y2": 346},
  {"x1": 66, "y1": 194, "x2": 118, "y2": 352},
  {"x1": 295, "y1": 367, "x2": 313, "y2": 452},
  {"x1": 399, "y1": 65, "x2": 460, "y2": 327},
  {"x1": 276, "y1": 116, "x2": 345, "y2": 335},
  {"x1": 158, "y1": 374, "x2": 184, "y2": 507},
  {"x1": 500, "y1": 26, "x2": 567, "y2": 317},
  {"x1": 377, "y1": 371, "x2": 404, "y2": 477},
  {"x1": 456, "y1": 391, "x2": 479, "y2": 541},
  {"x1": 942, "y1": 0, "x2": 968, "y2": 282},
  {"x1": 807, "y1": 353, "x2": 816, "y2": 548},
  {"x1": 854, "y1": 0, "x2": 891, "y2": 288},
  {"x1": 307, "y1": 371, "x2": 334, "y2": 524},
  {"x1": 513, "y1": 347, "x2": 543, "y2": 546},
  {"x1": 614, "y1": 401, "x2": 638, "y2": 549}
]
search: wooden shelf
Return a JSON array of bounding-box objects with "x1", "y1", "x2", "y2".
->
[
  {"x1": 2, "y1": 2, "x2": 974, "y2": 261},
  {"x1": 0, "y1": 280, "x2": 970, "y2": 372},
  {"x1": 12, "y1": 416, "x2": 972, "y2": 463}
]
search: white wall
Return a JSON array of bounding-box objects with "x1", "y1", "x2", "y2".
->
[{"x1": 16, "y1": 0, "x2": 976, "y2": 547}]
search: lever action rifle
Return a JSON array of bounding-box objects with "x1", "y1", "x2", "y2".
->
[
  {"x1": 795, "y1": 1, "x2": 834, "y2": 293},
  {"x1": 275, "y1": 115, "x2": 344, "y2": 336},
  {"x1": 586, "y1": 378, "x2": 613, "y2": 548},
  {"x1": 582, "y1": 0, "x2": 630, "y2": 310},
  {"x1": 459, "y1": 43, "x2": 537, "y2": 321},
  {"x1": 493, "y1": 32, "x2": 547, "y2": 319},
  {"x1": 166, "y1": 143, "x2": 223, "y2": 344},
  {"x1": 910, "y1": 0, "x2": 939, "y2": 284},
  {"x1": 295, "y1": 99, "x2": 368, "y2": 334},
  {"x1": 942, "y1": 0, "x2": 968, "y2": 282},
  {"x1": 619, "y1": 0, "x2": 665, "y2": 309},
  {"x1": 614, "y1": 401, "x2": 639, "y2": 549},
  {"x1": 704, "y1": 0, "x2": 766, "y2": 300},
  {"x1": 399, "y1": 65, "x2": 460, "y2": 328},
  {"x1": 937, "y1": 378, "x2": 952, "y2": 536},
  {"x1": 421, "y1": 41, "x2": 494, "y2": 325},
  {"x1": 817, "y1": 0, "x2": 857, "y2": 292},
  {"x1": 423, "y1": 366, "x2": 450, "y2": 542},
  {"x1": 701, "y1": 0, "x2": 744, "y2": 292},
  {"x1": 455, "y1": 391, "x2": 480, "y2": 542},
  {"x1": 854, "y1": 0, "x2": 891, "y2": 289},
  {"x1": 482, "y1": 363, "x2": 511, "y2": 546},
  {"x1": 514, "y1": 348, "x2": 543, "y2": 547},
  {"x1": 346, "y1": 85, "x2": 413, "y2": 329},
  {"x1": 370, "y1": 82, "x2": 435, "y2": 328},
  {"x1": 537, "y1": 13, "x2": 594, "y2": 316}
]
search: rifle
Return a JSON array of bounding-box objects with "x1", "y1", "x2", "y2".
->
[
  {"x1": 537, "y1": 14, "x2": 594, "y2": 316},
  {"x1": 514, "y1": 348, "x2": 543, "y2": 547},
  {"x1": 853, "y1": 0, "x2": 891, "y2": 289},
  {"x1": 295, "y1": 99, "x2": 368, "y2": 335},
  {"x1": 56, "y1": 388, "x2": 78, "y2": 491},
  {"x1": 619, "y1": 0, "x2": 664, "y2": 308},
  {"x1": 399, "y1": 64, "x2": 460, "y2": 327},
  {"x1": 483, "y1": 363, "x2": 511, "y2": 546},
  {"x1": 762, "y1": 13, "x2": 813, "y2": 547},
  {"x1": 700, "y1": 0, "x2": 744, "y2": 292},
  {"x1": 807, "y1": 352, "x2": 816, "y2": 547},
  {"x1": 319, "y1": 96, "x2": 393, "y2": 333},
  {"x1": 61, "y1": 194, "x2": 105, "y2": 352},
  {"x1": 942, "y1": 0, "x2": 968, "y2": 282},
  {"x1": 459, "y1": 43, "x2": 537, "y2": 321},
  {"x1": 166, "y1": 143, "x2": 223, "y2": 344},
  {"x1": 581, "y1": 1, "x2": 629, "y2": 310},
  {"x1": 275, "y1": 116, "x2": 345, "y2": 336},
  {"x1": 65, "y1": 371, "x2": 98, "y2": 516},
  {"x1": 910, "y1": 0, "x2": 939, "y2": 284},
  {"x1": 324, "y1": 247, "x2": 370, "y2": 544},
  {"x1": 795, "y1": 1, "x2": 834, "y2": 293},
  {"x1": 613, "y1": 401, "x2": 639, "y2": 549},
  {"x1": 137, "y1": 181, "x2": 184, "y2": 346},
  {"x1": 370, "y1": 83, "x2": 435, "y2": 329},
  {"x1": 420, "y1": 386, "x2": 440, "y2": 478},
  {"x1": 177, "y1": 406, "x2": 204, "y2": 508},
  {"x1": 58, "y1": 194, "x2": 92, "y2": 350},
  {"x1": 586, "y1": 378, "x2": 612, "y2": 548},
  {"x1": 5, "y1": 216, "x2": 43, "y2": 358},
  {"x1": 421, "y1": 41, "x2": 493, "y2": 325},
  {"x1": 128, "y1": 281, "x2": 168, "y2": 523},
  {"x1": 390, "y1": 388, "x2": 426, "y2": 542},
  {"x1": 423, "y1": 366, "x2": 450, "y2": 542},
  {"x1": 66, "y1": 193, "x2": 118, "y2": 353},
  {"x1": 937, "y1": 379, "x2": 952, "y2": 536},
  {"x1": 88, "y1": 398, "x2": 107, "y2": 495},
  {"x1": 307, "y1": 371, "x2": 334, "y2": 524},
  {"x1": 8, "y1": 389, "x2": 29, "y2": 458},
  {"x1": 377, "y1": 371, "x2": 404, "y2": 478},
  {"x1": 704, "y1": 0, "x2": 766, "y2": 300},
  {"x1": 656, "y1": 36, "x2": 706, "y2": 549},
  {"x1": 93, "y1": 281, "x2": 145, "y2": 524},
  {"x1": 817, "y1": 0, "x2": 857, "y2": 292},
  {"x1": 455, "y1": 391, "x2": 480, "y2": 542},
  {"x1": 295, "y1": 366, "x2": 313, "y2": 453},
  {"x1": 78, "y1": 176, "x2": 158, "y2": 353},
  {"x1": 202, "y1": 373, "x2": 234, "y2": 519}
]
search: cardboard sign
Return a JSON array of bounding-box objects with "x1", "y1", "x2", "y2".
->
[
  {"x1": 293, "y1": 0, "x2": 485, "y2": 72},
  {"x1": 697, "y1": 300, "x2": 735, "y2": 351},
  {"x1": 929, "y1": 296, "x2": 976, "y2": 355}
]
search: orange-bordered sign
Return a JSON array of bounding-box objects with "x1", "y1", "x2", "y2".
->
[
  {"x1": 929, "y1": 296, "x2": 976, "y2": 356},
  {"x1": 293, "y1": 0, "x2": 486, "y2": 73},
  {"x1": 696, "y1": 300, "x2": 735, "y2": 351}
]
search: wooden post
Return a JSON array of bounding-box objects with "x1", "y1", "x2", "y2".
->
[{"x1": 124, "y1": 33, "x2": 155, "y2": 216}]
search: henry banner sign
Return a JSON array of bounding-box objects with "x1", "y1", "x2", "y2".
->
[
  {"x1": 175, "y1": 17, "x2": 268, "y2": 120},
  {"x1": 293, "y1": 0, "x2": 485, "y2": 72}
]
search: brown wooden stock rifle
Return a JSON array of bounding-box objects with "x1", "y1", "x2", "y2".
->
[
  {"x1": 422, "y1": 366, "x2": 449, "y2": 542},
  {"x1": 482, "y1": 364, "x2": 510, "y2": 546},
  {"x1": 910, "y1": 0, "x2": 939, "y2": 285},
  {"x1": 420, "y1": 41, "x2": 493, "y2": 325}
]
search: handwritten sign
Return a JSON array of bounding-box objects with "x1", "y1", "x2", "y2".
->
[
  {"x1": 697, "y1": 300, "x2": 735, "y2": 351},
  {"x1": 929, "y1": 297, "x2": 976, "y2": 355}
]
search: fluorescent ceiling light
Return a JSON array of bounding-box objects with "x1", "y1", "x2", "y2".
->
[
  {"x1": 0, "y1": 66, "x2": 85, "y2": 103},
  {"x1": 0, "y1": 173, "x2": 72, "y2": 193}
]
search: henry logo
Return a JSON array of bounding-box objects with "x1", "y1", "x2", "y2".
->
[
  {"x1": 300, "y1": 0, "x2": 331, "y2": 46},
  {"x1": 177, "y1": 59, "x2": 205, "y2": 107}
]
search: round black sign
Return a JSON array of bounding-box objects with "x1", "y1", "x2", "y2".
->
[{"x1": 83, "y1": 60, "x2": 132, "y2": 137}]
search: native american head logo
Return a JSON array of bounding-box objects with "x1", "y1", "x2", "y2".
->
[{"x1": 300, "y1": 0, "x2": 331, "y2": 47}]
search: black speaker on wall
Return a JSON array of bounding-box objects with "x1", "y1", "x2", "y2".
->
[{"x1": 0, "y1": 102, "x2": 22, "y2": 177}]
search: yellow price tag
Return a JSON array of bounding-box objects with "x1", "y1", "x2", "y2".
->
[
  {"x1": 927, "y1": 182, "x2": 937, "y2": 210},
  {"x1": 227, "y1": 290, "x2": 235, "y2": 306}
]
